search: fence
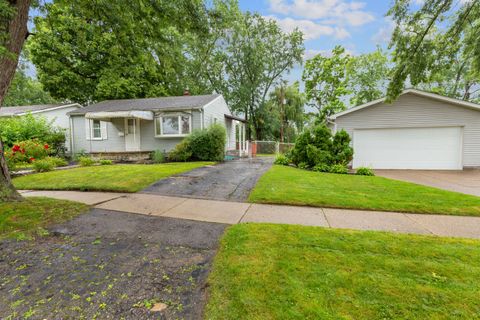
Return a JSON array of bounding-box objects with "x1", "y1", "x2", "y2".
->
[{"x1": 251, "y1": 141, "x2": 295, "y2": 156}]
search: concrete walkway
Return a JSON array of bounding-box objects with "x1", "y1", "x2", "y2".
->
[{"x1": 20, "y1": 190, "x2": 480, "y2": 239}]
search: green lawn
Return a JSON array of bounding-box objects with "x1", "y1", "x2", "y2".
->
[
  {"x1": 0, "y1": 197, "x2": 88, "y2": 240},
  {"x1": 249, "y1": 165, "x2": 480, "y2": 216},
  {"x1": 13, "y1": 162, "x2": 214, "y2": 192},
  {"x1": 206, "y1": 224, "x2": 480, "y2": 319}
]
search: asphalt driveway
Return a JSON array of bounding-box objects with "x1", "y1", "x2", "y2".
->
[
  {"x1": 0, "y1": 209, "x2": 227, "y2": 320},
  {"x1": 142, "y1": 158, "x2": 273, "y2": 201},
  {"x1": 376, "y1": 169, "x2": 480, "y2": 197}
]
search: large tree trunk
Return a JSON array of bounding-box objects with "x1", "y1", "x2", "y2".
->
[{"x1": 0, "y1": 0, "x2": 31, "y2": 202}]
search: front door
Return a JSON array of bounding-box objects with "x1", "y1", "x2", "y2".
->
[{"x1": 125, "y1": 118, "x2": 141, "y2": 151}]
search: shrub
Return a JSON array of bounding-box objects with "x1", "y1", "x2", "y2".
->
[
  {"x1": 99, "y1": 159, "x2": 113, "y2": 165},
  {"x1": 8, "y1": 139, "x2": 50, "y2": 164},
  {"x1": 169, "y1": 124, "x2": 227, "y2": 162},
  {"x1": 329, "y1": 164, "x2": 348, "y2": 174},
  {"x1": 46, "y1": 156, "x2": 68, "y2": 167},
  {"x1": 356, "y1": 167, "x2": 375, "y2": 176},
  {"x1": 78, "y1": 156, "x2": 95, "y2": 166},
  {"x1": 33, "y1": 158, "x2": 55, "y2": 172},
  {"x1": 291, "y1": 125, "x2": 353, "y2": 169},
  {"x1": 298, "y1": 162, "x2": 308, "y2": 170},
  {"x1": 152, "y1": 150, "x2": 165, "y2": 163},
  {"x1": 168, "y1": 139, "x2": 192, "y2": 162},
  {"x1": 312, "y1": 163, "x2": 331, "y2": 172},
  {"x1": 274, "y1": 154, "x2": 290, "y2": 166},
  {"x1": 189, "y1": 124, "x2": 227, "y2": 161},
  {"x1": 0, "y1": 113, "x2": 65, "y2": 151},
  {"x1": 73, "y1": 150, "x2": 87, "y2": 161}
]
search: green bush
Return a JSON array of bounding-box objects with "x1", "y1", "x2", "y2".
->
[
  {"x1": 152, "y1": 150, "x2": 165, "y2": 163},
  {"x1": 298, "y1": 162, "x2": 308, "y2": 170},
  {"x1": 189, "y1": 124, "x2": 227, "y2": 161},
  {"x1": 169, "y1": 124, "x2": 227, "y2": 162},
  {"x1": 168, "y1": 139, "x2": 193, "y2": 162},
  {"x1": 356, "y1": 167, "x2": 375, "y2": 176},
  {"x1": 7, "y1": 139, "x2": 50, "y2": 164},
  {"x1": 0, "y1": 113, "x2": 66, "y2": 153},
  {"x1": 78, "y1": 156, "x2": 95, "y2": 166},
  {"x1": 33, "y1": 158, "x2": 55, "y2": 172},
  {"x1": 99, "y1": 159, "x2": 113, "y2": 165},
  {"x1": 312, "y1": 163, "x2": 330, "y2": 172},
  {"x1": 329, "y1": 164, "x2": 348, "y2": 174},
  {"x1": 274, "y1": 154, "x2": 290, "y2": 166},
  {"x1": 46, "y1": 156, "x2": 68, "y2": 167},
  {"x1": 291, "y1": 125, "x2": 353, "y2": 169}
]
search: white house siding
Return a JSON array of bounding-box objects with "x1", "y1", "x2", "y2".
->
[
  {"x1": 38, "y1": 106, "x2": 79, "y2": 129},
  {"x1": 203, "y1": 96, "x2": 230, "y2": 128},
  {"x1": 334, "y1": 93, "x2": 480, "y2": 168}
]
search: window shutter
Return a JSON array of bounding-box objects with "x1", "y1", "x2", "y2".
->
[
  {"x1": 85, "y1": 118, "x2": 91, "y2": 140},
  {"x1": 101, "y1": 121, "x2": 108, "y2": 140}
]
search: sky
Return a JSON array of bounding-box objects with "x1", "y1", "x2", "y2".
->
[{"x1": 237, "y1": 0, "x2": 398, "y2": 83}]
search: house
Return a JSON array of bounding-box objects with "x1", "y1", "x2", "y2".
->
[
  {"x1": 0, "y1": 103, "x2": 83, "y2": 152},
  {"x1": 67, "y1": 94, "x2": 247, "y2": 161},
  {"x1": 330, "y1": 89, "x2": 480, "y2": 170}
]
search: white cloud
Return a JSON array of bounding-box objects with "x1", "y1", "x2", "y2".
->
[
  {"x1": 372, "y1": 17, "x2": 395, "y2": 44},
  {"x1": 266, "y1": 16, "x2": 350, "y2": 40},
  {"x1": 303, "y1": 47, "x2": 355, "y2": 60},
  {"x1": 269, "y1": 0, "x2": 374, "y2": 26}
]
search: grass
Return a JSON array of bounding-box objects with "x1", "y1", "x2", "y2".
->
[
  {"x1": 206, "y1": 223, "x2": 480, "y2": 319},
  {"x1": 13, "y1": 162, "x2": 214, "y2": 192},
  {"x1": 0, "y1": 197, "x2": 88, "y2": 240},
  {"x1": 249, "y1": 165, "x2": 480, "y2": 216}
]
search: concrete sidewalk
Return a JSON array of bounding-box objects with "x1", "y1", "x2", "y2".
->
[{"x1": 20, "y1": 190, "x2": 480, "y2": 239}]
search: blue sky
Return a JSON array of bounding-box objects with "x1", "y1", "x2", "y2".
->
[{"x1": 238, "y1": 0, "x2": 397, "y2": 83}]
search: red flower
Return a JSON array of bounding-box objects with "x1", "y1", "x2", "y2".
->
[
  {"x1": 12, "y1": 145, "x2": 20, "y2": 152},
  {"x1": 29, "y1": 157, "x2": 35, "y2": 162},
  {"x1": 20, "y1": 148, "x2": 25, "y2": 154},
  {"x1": 44, "y1": 144, "x2": 49, "y2": 150}
]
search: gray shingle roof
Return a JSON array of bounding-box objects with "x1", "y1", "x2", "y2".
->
[
  {"x1": 0, "y1": 104, "x2": 65, "y2": 116},
  {"x1": 69, "y1": 94, "x2": 222, "y2": 115}
]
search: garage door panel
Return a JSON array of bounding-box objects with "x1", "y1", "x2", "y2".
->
[{"x1": 353, "y1": 127, "x2": 462, "y2": 170}]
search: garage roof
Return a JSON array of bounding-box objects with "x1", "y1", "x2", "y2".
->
[{"x1": 330, "y1": 89, "x2": 480, "y2": 120}]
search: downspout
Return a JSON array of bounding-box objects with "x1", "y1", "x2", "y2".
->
[
  {"x1": 69, "y1": 116, "x2": 75, "y2": 155},
  {"x1": 200, "y1": 109, "x2": 204, "y2": 130}
]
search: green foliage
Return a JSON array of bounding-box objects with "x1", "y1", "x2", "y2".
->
[
  {"x1": 0, "y1": 113, "x2": 65, "y2": 149},
  {"x1": 303, "y1": 46, "x2": 351, "y2": 122},
  {"x1": 329, "y1": 164, "x2": 348, "y2": 174},
  {"x1": 152, "y1": 150, "x2": 165, "y2": 164},
  {"x1": 2, "y1": 56, "x2": 57, "y2": 107},
  {"x1": 33, "y1": 158, "x2": 55, "y2": 172},
  {"x1": 291, "y1": 125, "x2": 353, "y2": 172},
  {"x1": 189, "y1": 124, "x2": 227, "y2": 161},
  {"x1": 312, "y1": 164, "x2": 330, "y2": 173},
  {"x1": 274, "y1": 154, "x2": 290, "y2": 166},
  {"x1": 386, "y1": 0, "x2": 480, "y2": 101},
  {"x1": 168, "y1": 139, "x2": 193, "y2": 162},
  {"x1": 203, "y1": 12, "x2": 304, "y2": 140},
  {"x1": 356, "y1": 167, "x2": 375, "y2": 176},
  {"x1": 99, "y1": 159, "x2": 113, "y2": 165},
  {"x1": 169, "y1": 124, "x2": 227, "y2": 162},
  {"x1": 46, "y1": 156, "x2": 68, "y2": 167},
  {"x1": 6, "y1": 139, "x2": 50, "y2": 165},
  {"x1": 266, "y1": 81, "x2": 306, "y2": 142},
  {"x1": 78, "y1": 157, "x2": 95, "y2": 167}
]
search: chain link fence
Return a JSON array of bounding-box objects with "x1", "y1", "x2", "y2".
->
[{"x1": 251, "y1": 141, "x2": 295, "y2": 156}]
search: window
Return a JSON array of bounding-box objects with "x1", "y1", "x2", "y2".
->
[
  {"x1": 127, "y1": 119, "x2": 135, "y2": 134},
  {"x1": 92, "y1": 120, "x2": 102, "y2": 139},
  {"x1": 155, "y1": 114, "x2": 191, "y2": 136}
]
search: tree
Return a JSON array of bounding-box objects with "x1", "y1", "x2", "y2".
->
[
  {"x1": 28, "y1": 0, "x2": 216, "y2": 105},
  {"x1": 0, "y1": 0, "x2": 31, "y2": 201},
  {"x1": 3, "y1": 56, "x2": 57, "y2": 106},
  {"x1": 204, "y1": 13, "x2": 304, "y2": 140},
  {"x1": 302, "y1": 46, "x2": 351, "y2": 122},
  {"x1": 267, "y1": 81, "x2": 306, "y2": 142},
  {"x1": 386, "y1": 0, "x2": 480, "y2": 101},
  {"x1": 346, "y1": 48, "x2": 390, "y2": 106}
]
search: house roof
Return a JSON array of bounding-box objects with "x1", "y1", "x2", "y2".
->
[
  {"x1": 69, "y1": 94, "x2": 222, "y2": 115},
  {"x1": 330, "y1": 89, "x2": 480, "y2": 120},
  {"x1": 0, "y1": 103, "x2": 80, "y2": 117}
]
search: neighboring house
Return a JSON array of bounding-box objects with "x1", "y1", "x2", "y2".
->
[
  {"x1": 0, "y1": 103, "x2": 83, "y2": 152},
  {"x1": 67, "y1": 94, "x2": 247, "y2": 160},
  {"x1": 330, "y1": 89, "x2": 480, "y2": 170}
]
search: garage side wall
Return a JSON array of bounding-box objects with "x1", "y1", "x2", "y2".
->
[{"x1": 334, "y1": 93, "x2": 480, "y2": 168}]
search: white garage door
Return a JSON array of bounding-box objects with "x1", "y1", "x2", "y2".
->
[{"x1": 353, "y1": 127, "x2": 463, "y2": 170}]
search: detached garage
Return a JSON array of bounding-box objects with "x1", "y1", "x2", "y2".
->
[{"x1": 331, "y1": 89, "x2": 480, "y2": 170}]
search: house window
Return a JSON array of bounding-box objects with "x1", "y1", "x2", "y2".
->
[
  {"x1": 155, "y1": 114, "x2": 191, "y2": 136},
  {"x1": 92, "y1": 120, "x2": 102, "y2": 139}
]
